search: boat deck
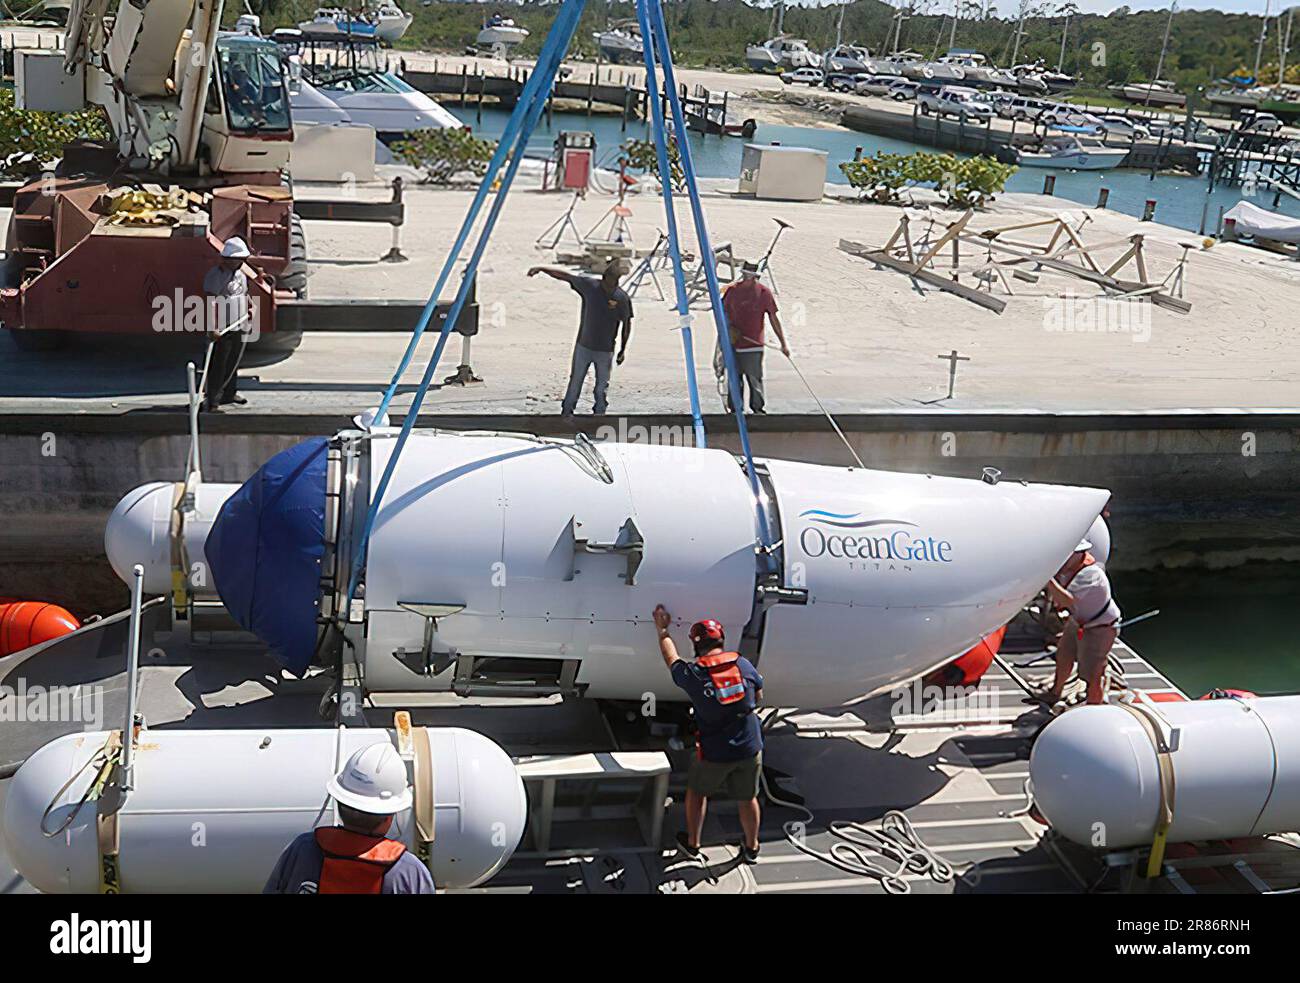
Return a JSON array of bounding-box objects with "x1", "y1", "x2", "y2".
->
[{"x1": 1, "y1": 610, "x2": 1296, "y2": 896}]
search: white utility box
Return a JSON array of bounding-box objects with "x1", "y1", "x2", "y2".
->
[
  {"x1": 737, "y1": 144, "x2": 828, "y2": 201},
  {"x1": 15, "y1": 50, "x2": 86, "y2": 113}
]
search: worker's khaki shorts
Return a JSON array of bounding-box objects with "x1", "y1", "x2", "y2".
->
[
  {"x1": 687, "y1": 751, "x2": 762, "y2": 801},
  {"x1": 1059, "y1": 617, "x2": 1119, "y2": 682}
]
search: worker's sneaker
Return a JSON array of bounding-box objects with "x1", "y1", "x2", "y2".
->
[
  {"x1": 674, "y1": 831, "x2": 701, "y2": 859},
  {"x1": 740, "y1": 844, "x2": 760, "y2": 864}
]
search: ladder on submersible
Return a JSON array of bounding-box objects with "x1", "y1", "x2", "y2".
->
[{"x1": 340, "y1": 0, "x2": 778, "y2": 613}]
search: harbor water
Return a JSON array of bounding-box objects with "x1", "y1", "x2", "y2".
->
[{"x1": 453, "y1": 105, "x2": 1298, "y2": 235}]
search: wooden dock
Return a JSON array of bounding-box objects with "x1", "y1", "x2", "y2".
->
[{"x1": 841, "y1": 104, "x2": 1204, "y2": 174}]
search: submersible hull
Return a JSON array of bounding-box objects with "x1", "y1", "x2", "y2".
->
[{"x1": 105, "y1": 429, "x2": 1110, "y2": 708}]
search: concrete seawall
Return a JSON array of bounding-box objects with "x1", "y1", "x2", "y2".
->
[{"x1": 1, "y1": 410, "x2": 1295, "y2": 616}]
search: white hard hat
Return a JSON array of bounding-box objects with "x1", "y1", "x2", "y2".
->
[
  {"x1": 1074, "y1": 539, "x2": 1092, "y2": 552},
  {"x1": 221, "y1": 236, "x2": 251, "y2": 259},
  {"x1": 326, "y1": 742, "x2": 413, "y2": 815},
  {"x1": 352, "y1": 406, "x2": 391, "y2": 431}
]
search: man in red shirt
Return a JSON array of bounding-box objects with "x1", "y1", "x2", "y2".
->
[{"x1": 719, "y1": 262, "x2": 788, "y2": 414}]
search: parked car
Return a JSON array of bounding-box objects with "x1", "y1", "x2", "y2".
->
[
  {"x1": 1096, "y1": 114, "x2": 1151, "y2": 140},
  {"x1": 992, "y1": 94, "x2": 1045, "y2": 121},
  {"x1": 854, "y1": 73, "x2": 908, "y2": 97},
  {"x1": 781, "y1": 67, "x2": 825, "y2": 87},
  {"x1": 885, "y1": 79, "x2": 920, "y2": 101},
  {"x1": 1241, "y1": 112, "x2": 1283, "y2": 134},
  {"x1": 1035, "y1": 103, "x2": 1101, "y2": 129},
  {"x1": 918, "y1": 85, "x2": 994, "y2": 119},
  {"x1": 825, "y1": 70, "x2": 869, "y2": 92}
]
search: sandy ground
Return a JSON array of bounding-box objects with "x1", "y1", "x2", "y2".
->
[{"x1": 4, "y1": 166, "x2": 1299, "y2": 418}]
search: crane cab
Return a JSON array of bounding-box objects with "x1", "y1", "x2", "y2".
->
[{"x1": 200, "y1": 34, "x2": 294, "y2": 177}]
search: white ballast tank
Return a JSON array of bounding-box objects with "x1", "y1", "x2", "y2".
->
[
  {"x1": 4, "y1": 726, "x2": 527, "y2": 893},
  {"x1": 1030, "y1": 696, "x2": 1300, "y2": 849}
]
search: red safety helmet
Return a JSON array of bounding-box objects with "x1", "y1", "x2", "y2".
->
[{"x1": 688, "y1": 619, "x2": 725, "y2": 646}]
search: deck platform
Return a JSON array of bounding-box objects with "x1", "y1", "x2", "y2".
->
[{"x1": 3, "y1": 606, "x2": 1295, "y2": 896}]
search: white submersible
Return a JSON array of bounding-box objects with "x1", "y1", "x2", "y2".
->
[{"x1": 104, "y1": 427, "x2": 1111, "y2": 708}]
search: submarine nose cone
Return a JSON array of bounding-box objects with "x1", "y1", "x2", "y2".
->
[{"x1": 104, "y1": 481, "x2": 177, "y2": 595}]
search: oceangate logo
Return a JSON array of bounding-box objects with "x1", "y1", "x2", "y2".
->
[{"x1": 797, "y1": 510, "x2": 954, "y2": 563}]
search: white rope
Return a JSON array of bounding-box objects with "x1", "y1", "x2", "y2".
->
[
  {"x1": 765, "y1": 343, "x2": 865, "y2": 469},
  {"x1": 758, "y1": 711, "x2": 955, "y2": 894}
]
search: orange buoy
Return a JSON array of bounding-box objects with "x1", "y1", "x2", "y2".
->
[
  {"x1": 925, "y1": 624, "x2": 1008, "y2": 687},
  {"x1": 1199, "y1": 688, "x2": 1258, "y2": 701},
  {"x1": 0, "y1": 602, "x2": 81, "y2": 657}
]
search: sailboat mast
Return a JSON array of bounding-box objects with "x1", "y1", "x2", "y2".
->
[
  {"x1": 950, "y1": 0, "x2": 958, "y2": 50},
  {"x1": 1281, "y1": 6, "x2": 1294, "y2": 85},
  {"x1": 893, "y1": 2, "x2": 910, "y2": 55},
  {"x1": 1153, "y1": 0, "x2": 1174, "y2": 83},
  {"x1": 1011, "y1": 1, "x2": 1026, "y2": 65},
  {"x1": 1058, "y1": 10, "x2": 1070, "y2": 74},
  {"x1": 1254, "y1": 0, "x2": 1271, "y2": 80}
]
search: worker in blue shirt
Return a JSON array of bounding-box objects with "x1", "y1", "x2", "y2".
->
[{"x1": 652, "y1": 604, "x2": 764, "y2": 863}]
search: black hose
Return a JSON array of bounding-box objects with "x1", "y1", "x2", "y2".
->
[{"x1": 0, "y1": 760, "x2": 24, "y2": 781}]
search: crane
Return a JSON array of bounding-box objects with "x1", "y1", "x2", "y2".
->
[{"x1": 2, "y1": 0, "x2": 306, "y2": 351}]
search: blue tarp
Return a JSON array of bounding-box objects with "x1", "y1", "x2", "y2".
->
[{"x1": 205, "y1": 438, "x2": 328, "y2": 675}]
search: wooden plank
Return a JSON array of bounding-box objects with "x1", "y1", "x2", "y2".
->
[{"x1": 840, "y1": 239, "x2": 1006, "y2": 314}]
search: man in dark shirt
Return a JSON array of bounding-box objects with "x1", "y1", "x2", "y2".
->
[
  {"x1": 652, "y1": 604, "x2": 764, "y2": 863},
  {"x1": 528, "y1": 261, "x2": 633, "y2": 416},
  {"x1": 263, "y1": 742, "x2": 435, "y2": 894}
]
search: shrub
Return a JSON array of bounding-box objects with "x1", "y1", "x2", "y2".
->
[
  {"x1": 392, "y1": 126, "x2": 498, "y2": 184},
  {"x1": 0, "y1": 88, "x2": 110, "y2": 179},
  {"x1": 839, "y1": 150, "x2": 1016, "y2": 208},
  {"x1": 620, "y1": 137, "x2": 685, "y2": 191}
]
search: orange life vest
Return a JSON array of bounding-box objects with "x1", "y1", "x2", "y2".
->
[
  {"x1": 696, "y1": 650, "x2": 747, "y2": 705},
  {"x1": 315, "y1": 828, "x2": 407, "y2": 894}
]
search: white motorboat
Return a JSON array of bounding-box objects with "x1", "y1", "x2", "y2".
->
[
  {"x1": 313, "y1": 69, "x2": 461, "y2": 140},
  {"x1": 1017, "y1": 134, "x2": 1128, "y2": 170},
  {"x1": 1110, "y1": 79, "x2": 1186, "y2": 108},
  {"x1": 476, "y1": 14, "x2": 529, "y2": 56},
  {"x1": 299, "y1": 4, "x2": 413, "y2": 45},
  {"x1": 869, "y1": 50, "x2": 924, "y2": 79},
  {"x1": 594, "y1": 21, "x2": 643, "y2": 63},
  {"x1": 746, "y1": 35, "x2": 823, "y2": 73},
  {"x1": 823, "y1": 43, "x2": 871, "y2": 74}
]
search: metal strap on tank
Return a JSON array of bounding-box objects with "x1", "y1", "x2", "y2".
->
[
  {"x1": 413, "y1": 727, "x2": 436, "y2": 864},
  {"x1": 169, "y1": 481, "x2": 188, "y2": 617},
  {"x1": 394, "y1": 712, "x2": 435, "y2": 865},
  {"x1": 97, "y1": 795, "x2": 122, "y2": 895},
  {"x1": 37, "y1": 730, "x2": 125, "y2": 892},
  {"x1": 1117, "y1": 700, "x2": 1177, "y2": 878}
]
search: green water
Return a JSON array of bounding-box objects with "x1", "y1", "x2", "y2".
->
[{"x1": 1111, "y1": 564, "x2": 1300, "y2": 699}]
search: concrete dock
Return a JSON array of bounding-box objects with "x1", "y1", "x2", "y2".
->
[{"x1": 4, "y1": 174, "x2": 1299, "y2": 416}]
